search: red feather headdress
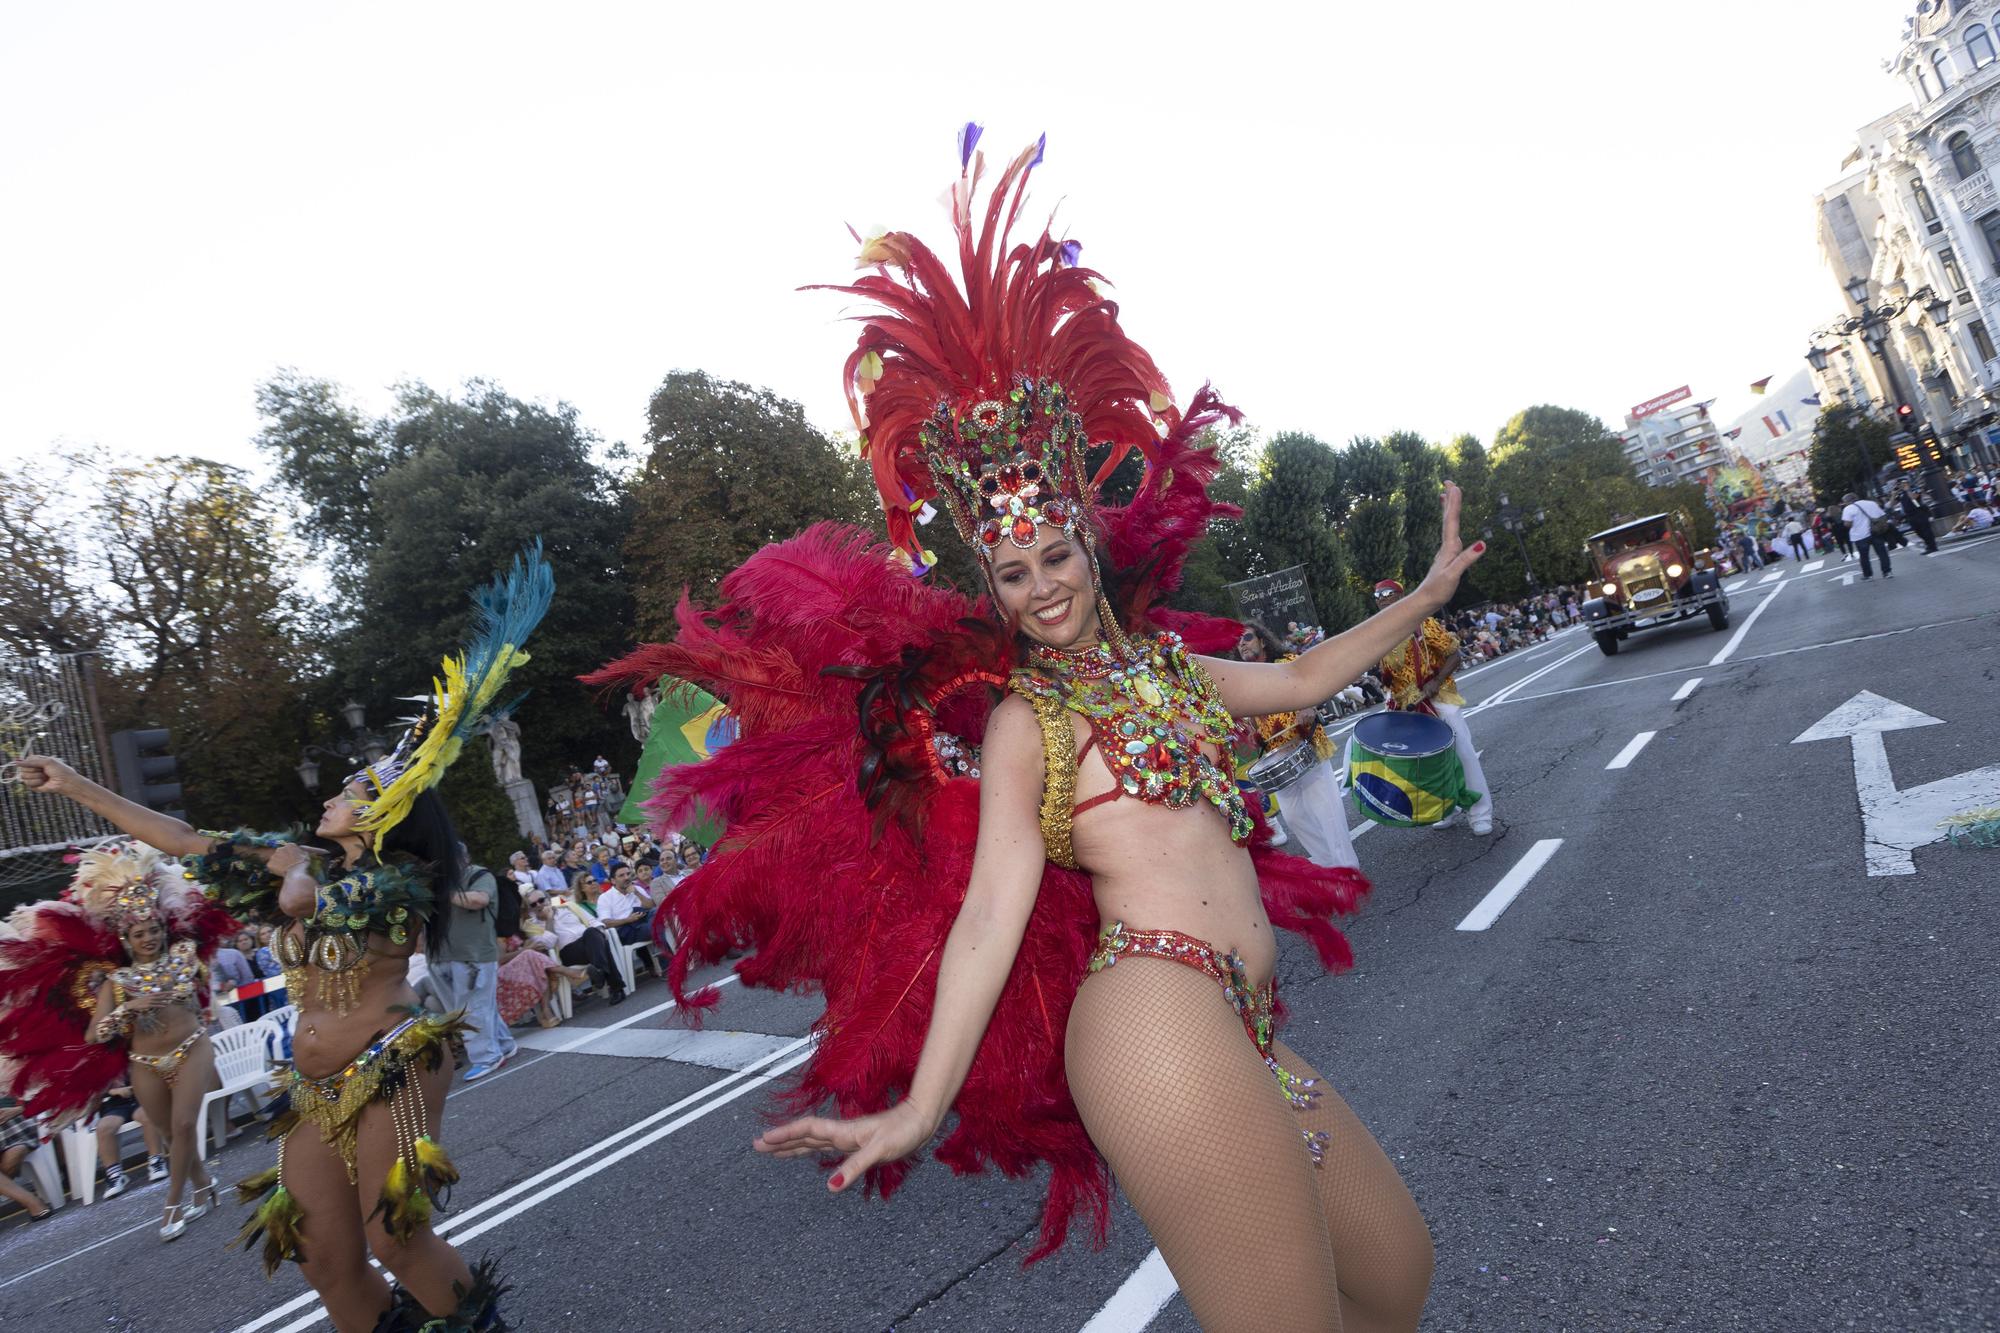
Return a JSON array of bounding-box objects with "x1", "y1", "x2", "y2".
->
[{"x1": 819, "y1": 127, "x2": 1182, "y2": 575}]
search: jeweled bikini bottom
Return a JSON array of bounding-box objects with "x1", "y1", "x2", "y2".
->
[{"x1": 1087, "y1": 921, "x2": 1329, "y2": 1163}]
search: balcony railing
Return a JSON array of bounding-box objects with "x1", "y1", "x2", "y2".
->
[{"x1": 1954, "y1": 168, "x2": 1996, "y2": 213}]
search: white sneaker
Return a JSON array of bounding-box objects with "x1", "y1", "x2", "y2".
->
[
  {"x1": 146, "y1": 1155, "x2": 167, "y2": 1182},
  {"x1": 1470, "y1": 817, "x2": 1494, "y2": 836},
  {"x1": 101, "y1": 1170, "x2": 130, "y2": 1200}
]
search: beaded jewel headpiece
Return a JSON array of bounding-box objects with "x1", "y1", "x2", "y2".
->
[
  {"x1": 72, "y1": 841, "x2": 165, "y2": 928},
  {"x1": 822, "y1": 125, "x2": 1185, "y2": 575}
]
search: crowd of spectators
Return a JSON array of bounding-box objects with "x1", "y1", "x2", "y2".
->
[{"x1": 1443, "y1": 588, "x2": 1581, "y2": 661}]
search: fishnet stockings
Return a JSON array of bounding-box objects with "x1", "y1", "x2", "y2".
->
[{"x1": 1067, "y1": 958, "x2": 1432, "y2": 1332}]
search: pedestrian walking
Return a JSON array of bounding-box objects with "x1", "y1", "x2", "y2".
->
[
  {"x1": 1894, "y1": 484, "x2": 1939, "y2": 554},
  {"x1": 1784, "y1": 516, "x2": 1808, "y2": 562},
  {"x1": 1840, "y1": 491, "x2": 1895, "y2": 580}
]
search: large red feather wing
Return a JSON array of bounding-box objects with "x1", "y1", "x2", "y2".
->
[{"x1": 0, "y1": 901, "x2": 128, "y2": 1118}]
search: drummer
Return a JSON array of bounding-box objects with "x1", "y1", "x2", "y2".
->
[
  {"x1": 1235, "y1": 621, "x2": 1362, "y2": 870},
  {"x1": 1370, "y1": 579, "x2": 1494, "y2": 835}
]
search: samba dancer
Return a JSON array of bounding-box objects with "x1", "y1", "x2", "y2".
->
[
  {"x1": 17, "y1": 548, "x2": 548, "y2": 1333},
  {"x1": 1370, "y1": 578, "x2": 1494, "y2": 835},
  {"x1": 1235, "y1": 621, "x2": 1362, "y2": 871},
  {"x1": 0, "y1": 842, "x2": 235, "y2": 1240},
  {"x1": 604, "y1": 135, "x2": 1485, "y2": 1331}
]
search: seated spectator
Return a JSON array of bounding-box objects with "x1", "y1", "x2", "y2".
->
[
  {"x1": 586, "y1": 845, "x2": 613, "y2": 884},
  {"x1": 497, "y1": 892, "x2": 589, "y2": 1029},
  {"x1": 632, "y1": 861, "x2": 664, "y2": 905},
  {"x1": 594, "y1": 864, "x2": 653, "y2": 945},
  {"x1": 533, "y1": 848, "x2": 568, "y2": 895},
  {"x1": 0, "y1": 1097, "x2": 53, "y2": 1220},
  {"x1": 548, "y1": 874, "x2": 626, "y2": 1005},
  {"x1": 87, "y1": 1085, "x2": 165, "y2": 1198},
  {"x1": 1951, "y1": 504, "x2": 1995, "y2": 533},
  {"x1": 211, "y1": 932, "x2": 259, "y2": 1022}
]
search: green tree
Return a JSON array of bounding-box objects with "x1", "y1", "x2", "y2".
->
[
  {"x1": 1807, "y1": 405, "x2": 1893, "y2": 501},
  {"x1": 438, "y1": 745, "x2": 525, "y2": 871},
  {"x1": 256, "y1": 370, "x2": 408, "y2": 599},
  {"x1": 625, "y1": 372, "x2": 878, "y2": 636},
  {"x1": 1339, "y1": 436, "x2": 1406, "y2": 588},
  {"x1": 0, "y1": 452, "x2": 318, "y2": 828},
  {"x1": 1388, "y1": 432, "x2": 1446, "y2": 581},
  {"x1": 1167, "y1": 424, "x2": 1262, "y2": 618},
  {"x1": 1241, "y1": 432, "x2": 1366, "y2": 631},
  {"x1": 260, "y1": 378, "x2": 638, "y2": 793},
  {"x1": 1448, "y1": 434, "x2": 1493, "y2": 514}
]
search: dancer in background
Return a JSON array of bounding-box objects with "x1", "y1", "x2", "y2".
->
[
  {"x1": 17, "y1": 546, "x2": 548, "y2": 1332},
  {"x1": 0, "y1": 842, "x2": 237, "y2": 1239}
]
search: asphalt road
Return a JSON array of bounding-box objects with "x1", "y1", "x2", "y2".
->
[{"x1": 4, "y1": 533, "x2": 1997, "y2": 1332}]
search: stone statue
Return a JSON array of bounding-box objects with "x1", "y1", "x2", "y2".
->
[
  {"x1": 488, "y1": 715, "x2": 524, "y2": 786},
  {"x1": 624, "y1": 687, "x2": 660, "y2": 742}
]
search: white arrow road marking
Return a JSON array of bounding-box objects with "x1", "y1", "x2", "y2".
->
[
  {"x1": 1792, "y1": 690, "x2": 2000, "y2": 876},
  {"x1": 1828, "y1": 570, "x2": 1859, "y2": 586},
  {"x1": 1802, "y1": 560, "x2": 1826, "y2": 572},
  {"x1": 1080, "y1": 1248, "x2": 1177, "y2": 1332},
  {"x1": 1457, "y1": 839, "x2": 1564, "y2": 931}
]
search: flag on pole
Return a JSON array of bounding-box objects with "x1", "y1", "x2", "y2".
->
[
  {"x1": 1725, "y1": 426, "x2": 1743, "y2": 439},
  {"x1": 1775, "y1": 409, "x2": 1793, "y2": 433},
  {"x1": 619, "y1": 680, "x2": 738, "y2": 843},
  {"x1": 1763, "y1": 416, "x2": 1781, "y2": 437},
  {"x1": 1801, "y1": 393, "x2": 1822, "y2": 406},
  {"x1": 1749, "y1": 376, "x2": 1772, "y2": 394}
]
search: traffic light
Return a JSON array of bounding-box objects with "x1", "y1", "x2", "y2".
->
[
  {"x1": 110, "y1": 728, "x2": 185, "y2": 818},
  {"x1": 1896, "y1": 403, "x2": 1915, "y2": 421}
]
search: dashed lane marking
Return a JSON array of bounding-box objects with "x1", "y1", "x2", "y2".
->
[
  {"x1": 1757, "y1": 568, "x2": 1785, "y2": 585},
  {"x1": 1801, "y1": 560, "x2": 1826, "y2": 573},
  {"x1": 1080, "y1": 1247, "x2": 1177, "y2": 1333},
  {"x1": 1456, "y1": 839, "x2": 1564, "y2": 932},
  {"x1": 1605, "y1": 731, "x2": 1658, "y2": 770},
  {"x1": 1671, "y1": 676, "x2": 1702, "y2": 702}
]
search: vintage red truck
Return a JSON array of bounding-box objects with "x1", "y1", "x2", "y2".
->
[{"x1": 1577, "y1": 512, "x2": 1730, "y2": 656}]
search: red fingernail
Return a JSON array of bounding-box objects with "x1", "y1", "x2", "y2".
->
[
  {"x1": 1474, "y1": 541, "x2": 1486, "y2": 552},
  {"x1": 829, "y1": 1174, "x2": 844, "y2": 1189}
]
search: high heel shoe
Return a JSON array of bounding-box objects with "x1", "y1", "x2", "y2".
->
[
  {"x1": 158, "y1": 1203, "x2": 188, "y2": 1241},
  {"x1": 181, "y1": 1182, "x2": 218, "y2": 1223}
]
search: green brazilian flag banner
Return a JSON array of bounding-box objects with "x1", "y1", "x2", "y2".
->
[{"x1": 619, "y1": 681, "x2": 735, "y2": 845}]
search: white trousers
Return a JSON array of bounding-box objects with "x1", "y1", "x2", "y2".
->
[
  {"x1": 1276, "y1": 756, "x2": 1360, "y2": 870},
  {"x1": 1433, "y1": 702, "x2": 1494, "y2": 821}
]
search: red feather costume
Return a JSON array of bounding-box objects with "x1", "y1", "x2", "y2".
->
[
  {"x1": 0, "y1": 842, "x2": 238, "y2": 1119},
  {"x1": 586, "y1": 131, "x2": 1368, "y2": 1263}
]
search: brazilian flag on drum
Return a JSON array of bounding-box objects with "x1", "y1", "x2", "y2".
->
[
  {"x1": 1346, "y1": 712, "x2": 1480, "y2": 828},
  {"x1": 618, "y1": 680, "x2": 739, "y2": 844}
]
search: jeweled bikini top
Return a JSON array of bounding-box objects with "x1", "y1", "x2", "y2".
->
[{"x1": 1008, "y1": 630, "x2": 1250, "y2": 868}]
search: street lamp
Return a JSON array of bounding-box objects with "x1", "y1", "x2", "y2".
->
[
  {"x1": 1807, "y1": 280, "x2": 1957, "y2": 505},
  {"x1": 1483, "y1": 491, "x2": 1547, "y2": 591},
  {"x1": 297, "y1": 703, "x2": 390, "y2": 790}
]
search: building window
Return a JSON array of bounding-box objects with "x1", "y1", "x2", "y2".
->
[
  {"x1": 1935, "y1": 49, "x2": 1955, "y2": 91},
  {"x1": 1919, "y1": 66, "x2": 1937, "y2": 100},
  {"x1": 1912, "y1": 178, "x2": 1943, "y2": 233},
  {"x1": 1980, "y1": 209, "x2": 2000, "y2": 266},
  {"x1": 1951, "y1": 131, "x2": 1981, "y2": 179},
  {"x1": 1970, "y1": 24, "x2": 1997, "y2": 68},
  {"x1": 1942, "y1": 247, "x2": 1969, "y2": 294},
  {"x1": 1971, "y1": 318, "x2": 1997, "y2": 362}
]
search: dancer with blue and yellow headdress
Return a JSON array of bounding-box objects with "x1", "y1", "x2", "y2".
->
[{"x1": 16, "y1": 545, "x2": 550, "y2": 1333}]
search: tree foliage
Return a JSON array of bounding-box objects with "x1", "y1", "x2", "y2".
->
[
  {"x1": 1242, "y1": 432, "x2": 1367, "y2": 632},
  {"x1": 258, "y1": 377, "x2": 637, "y2": 793},
  {"x1": 0, "y1": 452, "x2": 316, "y2": 827},
  {"x1": 1807, "y1": 404, "x2": 1893, "y2": 502},
  {"x1": 1389, "y1": 432, "x2": 1446, "y2": 582},
  {"x1": 625, "y1": 372, "x2": 878, "y2": 639}
]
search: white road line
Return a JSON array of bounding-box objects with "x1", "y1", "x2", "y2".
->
[
  {"x1": 1456, "y1": 839, "x2": 1564, "y2": 932},
  {"x1": 229, "y1": 1037, "x2": 817, "y2": 1333},
  {"x1": 1757, "y1": 568, "x2": 1785, "y2": 584},
  {"x1": 1801, "y1": 560, "x2": 1825, "y2": 573},
  {"x1": 1671, "y1": 677, "x2": 1702, "y2": 702},
  {"x1": 1605, "y1": 731, "x2": 1658, "y2": 770},
  {"x1": 1708, "y1": 578, "x2": 1790, "y2": 666},
  {"x1": 1466, "y1": 643, "x2": 1595, "y2": 715},
  {"x1": 1724, "y1": 580, "x2": 1747, "y2": 593},
  {"x1": 1081, "y1": 1248, "x2": 1177, "y2": 1333},
  {"x1": 0, "y1": 1216, "x2": 164, "y2": 1292}
]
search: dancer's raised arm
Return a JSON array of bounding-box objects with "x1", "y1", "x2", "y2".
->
[
  {"x1": 16, "y1": 755, "x2": 217, "y2": 859},
  {"x1": 1199, "y1": 482, "x2": 1486, "y2": 717}
]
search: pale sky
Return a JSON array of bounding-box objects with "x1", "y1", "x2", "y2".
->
[{"x1": 0, "y1": 2, "x2": 1917, "y2": 477}]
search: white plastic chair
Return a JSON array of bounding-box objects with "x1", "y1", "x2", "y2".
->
[
  {"x1": 550, "y1": 973, "x2": 574, "y2": 1020},
  {"x1": 58, "y1": 1122, "x2": 97, "y2": 1203},
  {"x1": 196, "y1": 1020, "x2": 276, "y2": 1159},
  {"x1": 22, "y1": 1122, "x2": 64, "y2": 1212},
  {"x1": 598, "y1": 925, "x2": 659, "y2": 995}
]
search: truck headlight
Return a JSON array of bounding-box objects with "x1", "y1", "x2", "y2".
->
[
  {"x1": 1602, "y1": 581, "x2": 1618, "y2": 596},
  {"x1": 1666, "y1": 563, "x2": 1684, "y2": 578}
]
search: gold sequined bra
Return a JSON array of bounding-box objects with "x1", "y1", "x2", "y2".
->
[{"x1": 1008, "y1": 630, "x2": 1250, "y2": 869}]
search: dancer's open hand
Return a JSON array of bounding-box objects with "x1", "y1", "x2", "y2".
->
[
  {"x1": 753, "y1": 1099, "x2": 937, "y2": 1193},
  {"x1": 15, "y1": 755, "x2": 79, "y2": 796},
  {"x1": 1414, "y1": 483, "x2": 1487, "y2": 611}
]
